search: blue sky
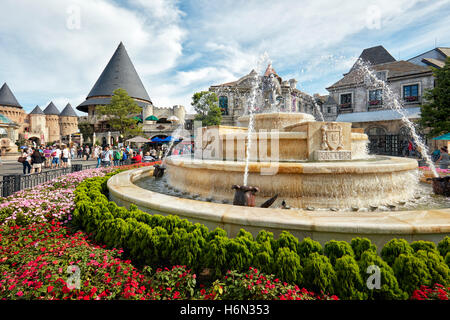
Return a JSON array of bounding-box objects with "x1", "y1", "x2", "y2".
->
[{"x1": 0, "y1": 0, "x2": 449, "y2": 114}]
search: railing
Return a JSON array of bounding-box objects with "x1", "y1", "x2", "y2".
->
[{"x1": 0, "y1": 159, "x2": 136, "y2": 198}]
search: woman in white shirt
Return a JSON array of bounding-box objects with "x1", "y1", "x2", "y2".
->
[
  {"x1": 22, "y1": 148, "x2": 32, "y2": 174},
  {"x1": 62, "y1": 146, "x2": 70, "y2": 168}
]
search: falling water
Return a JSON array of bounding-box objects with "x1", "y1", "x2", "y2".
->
[
  {"x1": 355, "y1": 59, "x2": 439, "y2": 177},
  {"x1": 162, "y1": 121, "x2": 185, "y2": 163},
  {"x1": 312, "y1": 100, "x2": 325, "y2": 121},
  {"x1": 243, "y1": 54, "x2": 270, "y2": 186}
]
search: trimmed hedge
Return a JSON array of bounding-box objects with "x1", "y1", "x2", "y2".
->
[{"x1": 72, "y1": 173, "x2": 450, "y2": 299}]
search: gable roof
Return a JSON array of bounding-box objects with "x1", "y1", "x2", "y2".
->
[
  {"x1": 77, "y1": 42, "x2": 152, "y2": 113},
  {"x1": 327, "y1": 60, "x2": 432, "y2": 90},
  {"x1": 43, "y1": 102, "x2": 60, "y2": 115},
  {"x1": 60, "y1": 103, "x2": 78, "y2": 117},
  {"x1": 0, "y1": 83, "x2": 22, "y2": 108},
  {"x1": 349, "y1": 46, "x2": 396, "y2": 72},
  {"x1": 30, "y1": 105, "x2": 44, "y2": 115},
  {"x1": 436, "y1": 47, "x2": 450, "y2": 58}
]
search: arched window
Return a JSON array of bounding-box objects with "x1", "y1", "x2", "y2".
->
[{"x1": 219, "y1": 96, "x2": 228, "y2": 115}]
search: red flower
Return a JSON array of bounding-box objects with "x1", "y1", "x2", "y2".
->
[{"x1": 47, "y1": 286, "x2": 54, "y2": 293}]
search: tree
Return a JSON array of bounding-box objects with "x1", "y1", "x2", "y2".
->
[
  {"x1": 419, "y1": 57, "x2": 450, "y2": 137},
  {"x1": 191, "y1": 91, "x2": 222, "y2": 126},
  {"x1": 78, "y1": 121, "x2": 93, "y2": 142},
  {"x1": 95, "y1": 88, "x2": 143, "y2": 139}
]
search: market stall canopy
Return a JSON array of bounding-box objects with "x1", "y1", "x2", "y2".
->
[
  {"x1": 145, "y1": 115, "x2": 159, "y2": 121},
  {"x1": 432, "y1": 133, "x2": 450, "y2": 140},
  {"x1": 126, "y1": 136, "x2": 150, "y2": 143},
  {"x1": 168, "y1": 115, "x2": 179, "y2": 121},
  {"x1": 132, "y1": 116, "x2": 142, "y2": 123}
]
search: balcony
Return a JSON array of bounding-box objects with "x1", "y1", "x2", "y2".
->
[
  {"x1": 338, "y1": 103, "x2": 353, "y2": 114},
  {"x1": 403, "y1": 95, "x2": 421, "y2": 104}
]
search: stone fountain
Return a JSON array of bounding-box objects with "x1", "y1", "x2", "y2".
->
[{"x1": 164, "y1": 112, "x2": 418, "y2": 209}]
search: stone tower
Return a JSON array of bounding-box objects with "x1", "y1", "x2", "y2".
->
[
  {"x1": 29, "y1": 105, "x2": 48, "y2": 143},
  {"x1": 59, "y1": 103, "x2": 78, "y2": 137},
  {"x1": 43, "y1": 102, "x2": 60, "y2": 143},
  {"x1": 0, "y1": 83, "x2": 26, "y2": 134}
]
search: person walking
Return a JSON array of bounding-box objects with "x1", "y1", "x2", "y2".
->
[
  {"x1": 84, "y1": 145, "x2": 90, "y2": 161},
  {"x1": 43, "y1": 146, "x2": 52, "y2": 168},
  {"x1": 436, "y1": 147, "x2": 449, "y2": 170},
  {"x1": 21, "y1": 148, "x2": 32, "y2": 174},
  {"x1": 30, "y1": 148, "x2": 44, "y2": 174},
  {"x1": 61, "y1": 145, "x2": 70, "y2": 168},
  {"x1": 94, "y1": 145, "x2": 101, "y2": 168},
  {"x1": 70, "y1": 145, "x2": 76, "y2": 160},
  {"x1": 52, "y1": 146, "x2": 61, "y2": 169},
  {"x1": 77, "y1": 145, "x2": 83, "y2": 158},
  {"x1": 100, "y1": 146, "x2": 113, "y2": 167}
]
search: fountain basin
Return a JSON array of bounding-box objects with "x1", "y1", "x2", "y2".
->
[
  {"x1": 165, "y1": 155, "x2": 419, "y2": 209},
  {"x1": 107, "y1": 166, "x2": 450, "y2": 250}
]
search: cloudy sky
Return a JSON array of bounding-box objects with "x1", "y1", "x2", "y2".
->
[{"x1": 0, "y1": 0, "x2": 449, "y2": 114}]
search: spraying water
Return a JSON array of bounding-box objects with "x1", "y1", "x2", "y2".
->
[
  {"x1": 243, "y1": 54, "x2": 270, "y2": 186},
  {"x1": 162, "y1": 121, "x2": 185, "y2": 164},
  {"x1": 354, "y1": 59, "x2": 439, "y2": 177},
  {"x1": 312, "y1": 100, "x2": 325, "y2": 121}
]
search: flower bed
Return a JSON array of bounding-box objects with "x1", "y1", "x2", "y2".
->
[{"x1": 0, "y1": 163, "x2": 332, "y2": 300}]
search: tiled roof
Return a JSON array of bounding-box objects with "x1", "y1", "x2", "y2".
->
[
  {"x1": 327, "y1": 60, "x2": 432, "y2": 90},
  {"x1": 0, "y1": 83, "x2": 22, "y2": 108},
  {"x1": 43, "y1": 102, "x2": 60, "y2": 115},
  {"x1": 77, "y1": 42, "x2": 152, "y2": 113},
  {"x1": 30, "y1": 105, "x2": 44, "y2": 115}
]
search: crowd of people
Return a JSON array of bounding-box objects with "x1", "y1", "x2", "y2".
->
[{"x1": 16, "y1": 142, "x2": 194, "y2": 174}]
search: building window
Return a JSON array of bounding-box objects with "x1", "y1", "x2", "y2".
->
[
  {"x1": 339, "y1": 93, "x2": 352, "y2": 108},
  {"x1": 368, "y1": 89, "x2": 383, "y2": 107},
  {"x1": 327, "y1": 107, "x2": 331, "y2": 114},
  {"x1": 219, "y1": 96, "x2": 228, "y2": 115},
  {"x1": 376, "y1": 71, "x2": 387, "y2": 81},
  {"x1": 367, "y1": 127, "x2": 386, "y2": 135},
  {"x1": 403, "y1": 84, "x2": 419, "y2": 102}
]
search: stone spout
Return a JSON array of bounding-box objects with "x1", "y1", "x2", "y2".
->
[
  {"x1": 153, "y1": 164, "x2": 166, "y2": 178},
  {"x1": 232, "y1": 185, "x2": 259, "y2": 207}
]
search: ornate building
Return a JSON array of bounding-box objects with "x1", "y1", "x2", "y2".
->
[
  {"x1": 209, "y1": 64, "x2": 321, "y2": 126},
  {"x1": 0, "y1": 82, "x2": 78, "y2": 149}
]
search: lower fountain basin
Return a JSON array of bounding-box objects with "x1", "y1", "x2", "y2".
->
[
  {"x1": 107, "y1": 166, "x2": 450, "y2": 250},
  {"x1": 165, "y1": 155, "x2": 419, "y2": 209}
]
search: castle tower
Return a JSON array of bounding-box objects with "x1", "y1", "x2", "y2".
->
[
  {"x1": 0, "y1": 83, "x2": 26, "y2": 134},
  {"x1": 173, "y1": 105, "x2": 186, "y2": 123},
  {"x1": 29, "y1": 105, "x2": 48, "y2": 143},
  {"x1": 59, "y1": 103, "x2": 78, "y2": 137},
  {"x1": 76, "y1": 42, "x2": 153, "y2": 126},
  {"x1": 43, "y1": 102, "x2": 60, "y2": 143}
]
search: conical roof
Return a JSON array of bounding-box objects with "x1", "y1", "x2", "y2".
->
[
  {"x1": 77, "y1": 42, "x2": 152, "y2": 113},
  {"x1": 0, "y1": 83, "x2": 22, "y2": 108},
  {"x1": 60, "y1": 103, "x2": 78, "y2": 117},
  {"x1": 43, "y1": 102, "x2": 60, "y2": 115},
  {"x1": 30, "y1": 105, "x2": 44, "y2": 115}
]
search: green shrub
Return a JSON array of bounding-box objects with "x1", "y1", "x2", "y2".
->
[
  {"x1": 334, "y1": 255, "x2": 367, "y2": 300},
  {"x1": 351, "y1": 237, "x2": 377, "y2": 260},
  {"x1": 302, "y1": 252, "x2": 336, "y2": 295},
  {"x1": 324, "y1": 240, "x2": 354, "y2": 265},
  {"x1": 298, "y1": 237, "x2": 322, "y2": 260},
  {"x1": 358, "y1": 251, "x2": 407, "y2": 300},
  {"x1": 273, "y1": 247, "x2": 302, "y2": 284},
  {"x1": 392, "y1": 253, "x2": 432, "y2": 295},
  {"x1": 381, "y1": 239, "x2": 414, "y2": 266},
  {"x1": 438, "y1": 236, "x2": 450, "y2": 259},
  {"x1": 276, "y1": 231, "x2": 299, "y2": 254},
  {"x1": 411, "y1": 240, "x2": 439, "y2": 254},
  {"x1": 414, "y1": 250, "x2": 450, "y2": 286}
]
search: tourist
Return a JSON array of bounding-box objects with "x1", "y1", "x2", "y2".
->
[
  {"x1": 100, "y1": 146, "x2": 113, "y2": 167},
  {"x1": 84, "y1": 145, "x2": 90, "y2": 161},
  {"x1": 150, "y1": 148, "x2": 157, "y2": 158},
  {"x1": 30, "y1": 148, "x2": 44, "y2": 174},
  {"x1": 70, "y1": 145, "x2": 76, "y2": 160},
  {"x1": 143, "y1": 152, "x2": 154, "y2": 162},
  {"x1": 61, "y1": 145, "x2": 70, "y2": 168},
  {"x1": 21, "y1": 148, "x2": 32, "y2": 174},
  {"x1": 131, "y1": 151, "x2": 142, "y2": 164},
  {"x1": 51, "y1": 146, "x2": 61, "y2": 169},
  {"x1": 431, "y1": 148, "x2": 441, "y2": 163},
  {"x1": 94, "y1": 145, "x2": 101, "y2": 168},
  {"x1": 436, "y1": 147, "x2": 449, "y2": 170},
  {"x1": 43, "y1": 146, "x2": 52, "y2": 168},
  {"x1": 120, "y1": 148, "x2": 127, "y2": 165},
  {"x1": 113, "y1": 148, "x2": 121, "y2": 166},
  {"x1": 77, "y1": 145, "x2": 83, "y2": 158}
]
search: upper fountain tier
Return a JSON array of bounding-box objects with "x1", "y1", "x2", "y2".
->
[{"x1": 195, "y1": 112, "x2": 369, "y2": 162}]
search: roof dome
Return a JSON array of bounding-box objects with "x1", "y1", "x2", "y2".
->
[
  {"x1": 0, "y1": 83, "x2": 22, "y2": 108},
  {"x1": 43, "y1": 102, "x2": 60, "y2": 115},
  {"x1": 60, "y1": 103, "x2": 78, "y2": 117},
  {"x1": 77, "y1": 42, "x2": 152, "y2": 113}
]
